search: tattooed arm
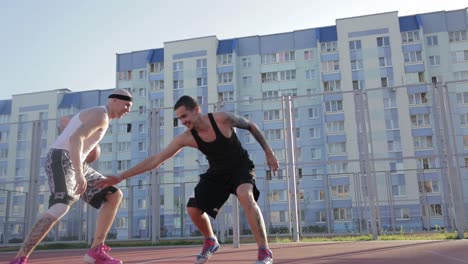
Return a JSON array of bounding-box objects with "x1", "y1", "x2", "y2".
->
[{"x1": 224, "y1": 112, "x2": 279, "y2": 172}]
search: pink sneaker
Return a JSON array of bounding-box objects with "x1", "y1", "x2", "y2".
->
[
  {"x1": 83, "y1": 243, "x2": 122, "y2": 264},
  {"x1": 256, "y1": 247, "x2": 273, "y2": 264},
  {"x1": 9, "y1": 256, "x2": 28, "y2": 264}
]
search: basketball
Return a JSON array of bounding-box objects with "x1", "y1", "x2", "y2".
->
[{"x1": 85, "y1": 144, "x2": 101, "y2": 163}]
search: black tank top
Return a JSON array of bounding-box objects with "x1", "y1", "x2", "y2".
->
[{"x1": 190, "y1": 113, "x2": 253, "y2": 174}]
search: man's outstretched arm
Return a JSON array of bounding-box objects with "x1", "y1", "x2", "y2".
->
[{"x1": 96, "y1": 135, "x2": 186, "y2": 188}]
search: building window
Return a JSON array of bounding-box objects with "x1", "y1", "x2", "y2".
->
[
  {"x1": 304, "y1": 50, "x2": 314, "y2": 60},
  {"x1": 196, "y1": 77, "x2": 208, "y2": 87},
  {"x1": 242, "y1": 76, "x2": 252, "y2": 87},
  {"x1": 117, "y1": 160, "x2": 131, "y2": 171},
  {"x1": 401, "y1": 31, "x2": 420, "y2": 43},
  {"x1": 150, "y1": 62, "x2": 164, "y2": 73},
  {"x1": 428, "y1": 55, "x2": 440, "y2": 66},
  {"x1": 417, "y1": 157, "x2": 435, "y2": 170},
  {"x1": 379, "y1": 56, "x2": 391, "y2": 67},
  {"x1": 218, "y1": 91, "x2": 234, "y2": 102},
  {"x1": 425, "y1": 204, "x2": 443, "y2": 217},
  {"x1": 332, "y1": 185, "x2": 350, "y2": 199},
  {"x1": 326, "y1": 121, "x2": 344, "y2": 134},
  {"x1": 217, "y1": 54, "x2": 232, "y2": 65},
  {"x1": 453, "y1": 71, "x2": 468, "y2": 81},
  {"x1": 450, "y1": 50, "x2": 468, "y2": 63},
  {"x1": 279, "y1": 70, "x2": 296, "y2": 81},
  {"x1": 173, "y1": 61, "x2": 183, "y2": 72},
  {"x1": 263, "y1": 110, "x2": 281, "y2": 121},
  {"x1": 115, "y1": 217, "x2": 128, "y2": 228},
  {"x1": 328, "y1": 142, "x2": 346, "y2": 154},
  {"x1": 196, "y1": 58, "x2": 207, "y2": 69},
  {"x1": 118, "y1": 71, "x2": 132, "y2": 81},
  {"x1": 308, "y1": 107, "x2": 319, "y2": 118},
  {"x1": 305, "y1": 69, "x2": 316, "y2": 80},
  {"x1": 173, "y1": 80, "x2": 184, "y2": 89},
  {"x1": 270, "y1": 189, "x2": 287, "y2": 202},
  {"x1": 351, "y1": 59, "x2": 363, "y2": 70},
  {"x1": 396, "y1": 208, "x2": 410, "y2": 220},
  {"x1": 270, "y1": 211, "x2": 289, "y2": 224},
  {"x1": 310, "y1": 148, "x2": 321, "y2": 159},
  {"x1": 333, "y1": 208, "x2": 351, "y2": 221},
  {"x1": 241, "y1": 57, "x2": 252, "y2": 68},
  {"x1": 139, "y1": 70, "x2": 146, "y2": 79},
  {"x1": 377, "y1": 36, "x2": 390, "y2": 47},
  {"x1": 349, "y1": 40, "x2": 362, "y2": 51},
  {"x1": 406, "y1": 72, "x2": 425, "y2": 84},
  {"x1": 325, "y1": 100, "x2": 343, "y2": 113},
  {"x1": 411, "y1": 114, "x2": 431, "y2": 127},
  {"x1": 449, "y1": 30, "x2": 467, "y2": 42},
  {"x1": 265, "y1": 129, "x2": 282, "y2": 141},
  {"x1": 352, "y1": 80, "x2": 365, "y2": 90},
  {"x1": 261, "y1": 53, "x2": 277, "y2": 64},
  {"x1": 149, "y1": 80, "x2": 164, "y2": 91},
  {"x1": 387, "y1": 140, "x2": 402, "y2": 152},
  {"x1": 262, "y1": 90, "x2": 279, "y2": 101},
  {"x1": 312, "y1": 190, "x2": 325, "y2": 201},
  {"x1": 261, "y1": 72, "x2": 277, "y2": 83},
  {"x1": 320, "y1": 41, "x2": 338, "y2": 53},
  {"x1": 218, "y1": 72, "x2": 233, "y2": 83},
  {"x1": 426, "y1": 35, "x2": 438, "y2": 46},
  {"x1": 309, "y1": 128, "x2": 320, "y2": 138},
  {"x1": 460, "y1": 113, "x2": 468, "y2": 127},
  {"x1": 381, "y1": 77, "x2": 388, "y2": 87},
  {"x1": 408, "y1": 92, "x2": 428, "y2": 105},
  {"x1": 321, "y1": 60, "x2": 340, "y2": 72},
  {"x1": 413, "y1": 136, "x2": 433, "y2": 149},
  {"x1": 324, "y1": 80, "x2": 341, "y2": 92},
  {"x1": 456, "y1": 92, "x2": 468, "y2": 104},
  {"x1": 386, "y1": 118, "x2": 399, "y2": 130},
  {"x1": 328, "y1": 163, "x2": 348, "y2": 174},
  {"x1": 404, "y1": 51, "x2": 423, "y2": 63}
]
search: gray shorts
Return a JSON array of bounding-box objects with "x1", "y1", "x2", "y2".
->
[{"x1": 45, "y1": 148, "x2": 119, "y2": 209}]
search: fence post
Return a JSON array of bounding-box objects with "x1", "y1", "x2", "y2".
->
[
  {"x1": 232, "y1": 195, "x2": 240, "y2": 248},
  {"x1": 150, "y1": 109, "x2": 161, "y2": 242},
  {"x1": 438, "y1": 82, "x2": 465, "y2": 238},
  {"x1": 283, "y1": 96, "x2": 300, "y2": 242},
  {"x1": 354, "y1": 90, "x2": 378, "y2": 240}
]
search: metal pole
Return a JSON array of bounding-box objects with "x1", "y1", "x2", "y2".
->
[
  {"x1": 439, "y1": 83, "x2": 465, "y2": 238},
  {"x1": 354, "y1": 90, "x2": 378, "y2": 240},
  {"x1": 26, "y1": 121, "x2": 42, "y2": 234},
  {"x1": 150, "y1": 109, "x2": 161, "y2": 242},
  {"x1": 232, "y1": 195, "x2": 240, "y2": 248},
  {"x1": 284, "y1": 96, "x2": 300, "y2": 242},
  {"x1": 4, "y1": 190, "x2": 11, "y2": 245},
  {"x1": 129, "y1": 185, "x2": 134, "y2": 239}
]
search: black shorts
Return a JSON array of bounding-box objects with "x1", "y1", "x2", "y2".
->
[
  {"x1": 45, "y1": 148, "x2": 119, "y2": 209},
  {"x1": 187, "y1": 165, "x2": 260, "y2": 218}
]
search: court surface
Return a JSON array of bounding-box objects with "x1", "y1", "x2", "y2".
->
[{"x1": 1, "y1": 240, "x2": 468, "y2": 263}]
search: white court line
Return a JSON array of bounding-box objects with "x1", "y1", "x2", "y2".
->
[
  {"x1": 425, "y1": 250, "x2": 468, "y2": 263},
  {"x1": 138, "y1": 254, "x2": 196, "y2": 264}
]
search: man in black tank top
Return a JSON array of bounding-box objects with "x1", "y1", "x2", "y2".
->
[{"x1": 97, "y1": 95, "x2": 279, "y2": 264}]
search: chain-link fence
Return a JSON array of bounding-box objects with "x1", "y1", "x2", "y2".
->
[{"x1": 0, "y1": 81, "x2": 467, "y2": 246}]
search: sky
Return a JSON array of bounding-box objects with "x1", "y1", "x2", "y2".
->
[{"x1": 0, "y1": 0, "x2": 466, "y2": 100}]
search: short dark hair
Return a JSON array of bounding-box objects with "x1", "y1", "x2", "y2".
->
[{"x1": 174, "y1": 95, "x2": 199, "y2": 111}]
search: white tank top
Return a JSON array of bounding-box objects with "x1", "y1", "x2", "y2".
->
[{"x1": 51, "y1": 106, "x2": 109, "y2": 160}]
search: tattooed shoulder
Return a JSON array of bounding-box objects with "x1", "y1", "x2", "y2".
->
[{"x1": 225, "y1": 112, "x2": 250, "y2": 129}]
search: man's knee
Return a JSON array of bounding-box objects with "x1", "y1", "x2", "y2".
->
[
  {"x1": 106, "y1": 189, "x2": 123, "y2": 204},
  {"x1": 45, "y1": 203, "x2": 70, "y2": 220},
  {"x1": 236, "y1": 184, "x2": 255, "y2": 199}
]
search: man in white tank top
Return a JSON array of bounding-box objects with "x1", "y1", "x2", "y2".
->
[{"x1": 10, "y1": 89, "x2": 133, "y2": 264}]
